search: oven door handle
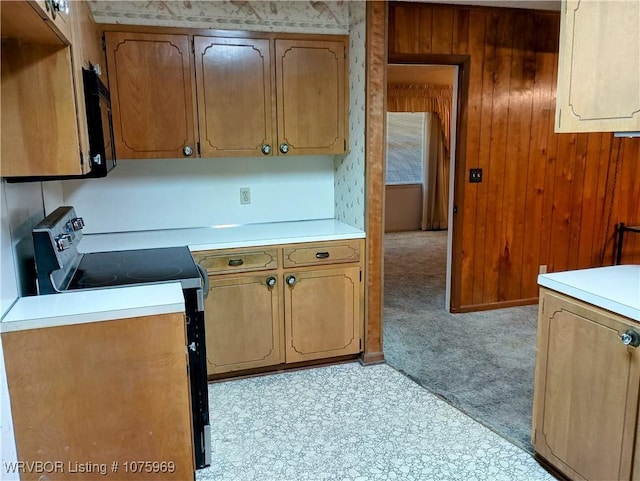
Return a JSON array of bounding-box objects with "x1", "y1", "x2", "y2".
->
[{"x1": 196, "y1": 263, "x2": 209, "y2": 299}]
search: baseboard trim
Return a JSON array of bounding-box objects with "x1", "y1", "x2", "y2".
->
[
  {"x1": 454, "y1": 297, "x2": 539, "y2": 313},
  {"x1": 360, "y1": 351, "x2": 385, "y2": 365}
]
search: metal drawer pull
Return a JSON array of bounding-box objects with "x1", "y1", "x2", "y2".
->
[
  {"x1": 266, "y1": 276, "x2": 277, "y2": 287},
  {"x1": 228, "y1": 258, "x2": 244, "y2": 267},
  {"x1": 315, "y1": 252, "x2": 330, "y2": 259},
  {"x1": 286, "y1": 275, "x2": 296, "y2": 286},
  {"x1": 620, "y1": 329, "x2": 640, "y2": 348}
]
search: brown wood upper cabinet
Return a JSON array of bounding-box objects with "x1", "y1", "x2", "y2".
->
[
  {"x1": 104, "y1": 32, "x2": 197, "y2": 159},
  {"x1": 107, "y1": 30, "x2": 347, "y2": 159},
  {"x1": 192, "y1": 33, "x2": 348, "y2": 157},
  {"x1": 555, "y1": 1, "x2": 640, "y2": 133},
  {"x1": 1, "y1": 0, "x2": 100, "y2": 178}
]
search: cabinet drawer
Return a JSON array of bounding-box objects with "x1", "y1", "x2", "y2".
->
[
  {"x1": 283, "y1": 240, "x2": 360, "y2": 268},
  {"x1": 195, "y1": 248, "x2": 277, "y2": 274}
]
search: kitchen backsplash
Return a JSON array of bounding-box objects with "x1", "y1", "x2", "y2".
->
[
  {"x1": 61, "y1": 156, "x2": 336, "y2": 234},
  {"x1": 89, "y1": 0, "x2": 349, "y2": 34}
]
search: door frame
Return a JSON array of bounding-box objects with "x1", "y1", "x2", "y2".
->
[{"x1": 362, "y1": 2, "x2": 471, "y2": 363}]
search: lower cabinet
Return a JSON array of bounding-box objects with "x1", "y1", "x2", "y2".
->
[
  {"x1": 532, "y1": 288, "x2": 640, "y2": 481},
  {"x1": 195, "y1": 239, "x2": 364, "y2": 376},
  {"x1": 284, "y1": 266, "x2": 361, "y2": 363},
  {"x1": 204, "y1": 273, "x2": 283, "y2": 374},
  {"x1": 2, "y1": 313, "x2": 194, "y2": 481}
]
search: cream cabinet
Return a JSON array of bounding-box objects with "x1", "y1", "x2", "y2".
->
[
  {"x1": 1, "y1": 0, "x2": 101, "y2": 178},
  {"x1": 194, "y1": 239, "x2": 364, "y2": 377},
  {"x1": 532, "y1": 288, "x2": 640, "y2": 481},
  {"x1": 555, "y1": 0, "x2": 640, "y2": 133},
  {"x1": 2, "y1": 313, "x2": 195, "y2": 481}
]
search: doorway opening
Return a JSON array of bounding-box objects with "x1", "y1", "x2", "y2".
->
[{"x1": 384, "y1": 64, "x2": 458, "y2": 311}]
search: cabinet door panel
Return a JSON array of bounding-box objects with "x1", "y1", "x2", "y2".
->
[
  {"x1": 556, "y1": 1, "x2": 640, "y2": 132},
  {"x1": 284, "y1": 266, "x2": 360, "y2": 363},
  {"x1": 105, "y1": 32, "x2": 196, "y2": 159},
  {"x1": 2, "y1": 314, "x2": 194, "y2": 481},
  {"x1": 275, "y1": 39, "x2": 347, "y2": 155},
  {"x1": 205, "y1": 274, "x2": 282, "y2": 374},
  {"x1": 194, "y1": 36, "x2": 274, "y2": 157},
  {"x1": 1, "y1": 43, "x2": 81, "y2": 176},
  {"x1": 533, "y1": 291, "x2": 640, "y2": 481}
]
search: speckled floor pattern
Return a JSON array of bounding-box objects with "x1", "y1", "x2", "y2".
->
[{"x1": 196, "y1": 363, "x2": 554, "y2": 481}]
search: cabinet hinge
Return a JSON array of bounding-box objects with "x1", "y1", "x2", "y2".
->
[
  {"x1": 191, "y1": 38, "x2": 195, "y2": 54},
  {"x1": 359, "y1": 338, "x2": 362, "y2": 350},
  {"x1": 101, "y1": 34, "x2": 106, "y2": 52},
  {"x1": 359, "y1": 270, "x2": 362, "y2": 282},
  {"x1": 344, "y1": 47, "x2": 347, "y2": 60},
  {"x1": 557, "y1": 109, "x2": 561, "y2": 127},
  {"x1": 197, "y1": 142, "x2": 201, "y2": 156},
  {"x1": 344, "y1": 139, "x2": 347, "y2": 151}
]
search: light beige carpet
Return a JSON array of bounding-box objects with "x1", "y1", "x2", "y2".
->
[{"x1": 383, "y1": 230, "x2": 537, "y2": 452}]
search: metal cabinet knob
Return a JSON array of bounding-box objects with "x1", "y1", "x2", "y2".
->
[
  {"x1": 279, "y1": 143, "x2": 289, "y2": 154},
  {"x1": 266, "y1": 276, "x2": 277, "y2": 287},
  {"x1": 286, "y1": 275, "x2": 296, "y2": 286},
  {"x1": 188, "y1": 342, "x2": 196, "y2": 352},
  {"x1": 621, "y1": 329, "x2": 640, "y2": 348},
  {"x1": 183, "y1": 145, "x2": 194, "y2": 157},
  {"x1": 261, "y1": 144, "x2": 272, "y2": 155}
]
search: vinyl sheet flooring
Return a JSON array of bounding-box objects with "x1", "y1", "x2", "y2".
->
[{"x1": 196, "y1": 363, "x2": 554, "y2": 481}]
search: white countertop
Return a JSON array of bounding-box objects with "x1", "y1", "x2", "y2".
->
[
  {"x1": 538, "y1": 265, "x2": 640, "y2": 321},
  {"x1": 1, "y1": 283, "x2": 185, "y2": 333},
  {"x1": 78, "y1": 219, "x2": 365, "y2": 253}
]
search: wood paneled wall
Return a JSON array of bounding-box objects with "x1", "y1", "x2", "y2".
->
[{"x1": 389, "y1": 2, "x2": 640, "y2": 310}]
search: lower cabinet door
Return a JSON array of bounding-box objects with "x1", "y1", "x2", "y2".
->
[
  {"x1": 205, "y1": 274, "x2": 283, "y2": 374},
  {"x1": 533, "y1": 290, "x2": 640, "y2": 481},
  {"x1": 283, "y1": 266, "x2": 360, "y2": 363}
]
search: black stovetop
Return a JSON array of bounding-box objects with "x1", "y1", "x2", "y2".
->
[{"x1": 68, "y1": 246, "x2": 201, "y2": 290}]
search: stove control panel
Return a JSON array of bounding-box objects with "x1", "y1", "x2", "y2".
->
[{"x1": 33, "y1": 206, "x2": 85, "y2": 293}]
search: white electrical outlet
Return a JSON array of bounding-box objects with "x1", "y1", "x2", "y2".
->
[{"x1": 240, "y1": 187, "x2": 251, "y2": 205}]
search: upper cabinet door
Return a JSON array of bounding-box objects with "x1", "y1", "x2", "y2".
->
[
  {"x1": 194, "y1": 36, "x2": 275, "y2": 158},
  {"x1": 555, "y1": 1, "x2": 640, "y2": 133},
  {"x1": 275, "y1": 39, "x2": 347, "y2": 155},
  {"x1": 105, "y1": 32, "x2": 197, "y2": 159}
]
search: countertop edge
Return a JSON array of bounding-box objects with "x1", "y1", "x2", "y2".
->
[
  {"x1": 1, "y1": 284, "x2": 186, "y2": 333},
  {"x1": 538, "y1": 267, "x2": 640, "y2": 322}
]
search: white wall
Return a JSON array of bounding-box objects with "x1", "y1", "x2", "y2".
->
[
  {"x1": 0, "y1": 179, "x2": 48, "y2": 479},
  {"x1": 61, "y1": 156, "x2": 336, "y2": 234}
]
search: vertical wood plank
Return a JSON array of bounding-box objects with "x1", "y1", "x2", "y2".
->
[
  {"x1": 519, "y1": 13, "x2": 558, "y2": 299},
  {"x1": 431, "y1": 7, "x2": 455, "y2": 54},
  {"x1": 453, "y1": 9, "x2": 470, "y2": 53},
  {"x1": 469, "y1": 10, "x2": 493, "y2": 306},
  {"x1": 566, "y1": 134, "x2": 589, "y2": 269},
  {"x1": 482, "y1": 11, "x2": 514, "y2": 303},
  {"x1": 393, "y1": 4, "x2": 420, "y2": 54},
  {"x1": 576, "y1": 133, "x2": 604, "y2": 268},
  {"x1": 498, "y1": 11, "x2": 536, "y2": 301},
  {"x1": 418, "y1": 6, "x2": 433, "y2": 54}
]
